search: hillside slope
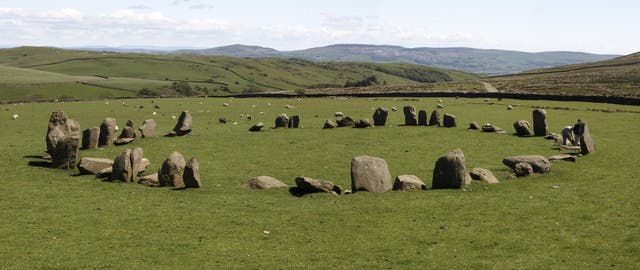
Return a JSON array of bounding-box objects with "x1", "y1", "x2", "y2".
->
[
  {"x1": 0, "y1": 46, "x2": 479, "y2": 101},
  {"x1": 485, "y1": 52, "x2": 640, "y2": 97},
  {"x1": 173, "y1": 44, "x2": 620, "y2": 75}
]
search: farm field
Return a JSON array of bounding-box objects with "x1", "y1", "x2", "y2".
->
[{"x1": 1, "y1": 97, "x2": 638, "y2": 269}]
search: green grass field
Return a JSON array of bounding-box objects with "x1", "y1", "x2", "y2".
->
[{"x1": 1, "y1": 97, "x2": 638, "y2": 269}]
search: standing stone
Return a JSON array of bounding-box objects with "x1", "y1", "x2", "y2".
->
[
  {"x1": 46, "y1": 110, "x2": 80, "y2": 169},
  {"x1": 443, "y1": 113, "x2": 456, "y2": 127},
  {"x1": 350, "y1": 156, "x2": 392, "y2": 193},
  {"x1": 428, "y1": 110, "x2": 441, "y2": 126},
  {"x1": 118, "y1": 126, "x2": 136, "y2": 139},
  {"x1": 138, "y1": 119, "x2": 156, "y2": 138},
  {"x1": 125, "y1": 120, "x2": 135, "y2": 128},
  {"x1": 99, "y1": 117, "x2": 117, "y2": 146},
  {"x1": 372, "y1": 107, "x2": 388, "y2": 126},
  {"x1": 431, "y1": 149, "x2": 467, "y2": 189},
  {"x1": 111, "y1": 149, "x2": 133, "y2": 182},
  {"x1": 170, "y1": 111, "x2": 192, "y2": 136},
  {"x1": 323, "y1": 119, "x2": 337, "y2": 129},
  {"x1": 82, "y1": 127, "x2": 100, "y2": 149},
  {"x1": 249, "y1": 122, "x2": 265, "y2": 132},
  {"x1": 393, "y1": 175, "x2": 427, "y2": 191},
  {"x1": 502, "y1": 155, "x2": 551, "y2": 174},
  {"x1": 184, "y1": 158, "x2": 201, "y2": 188},
  {"x1": 275, "y1": 114, "x2": 289, "y2": 128},
  {"x1": 468, "y1": 122, "x2": 480, "y2": 130},
  {"x1": 418, "y1": 110, "x2": 428, "y2": 126},
  {"x1": 574, "y1": 120, "x2": 595, "y2": 155},
  {"x1": 158, "y1": 151, "x2": 186, "y2": 188},
  {"x1": 288, "y1": 115, "x2": 300, "y2": 128},
  {"x1": 130, "y1": 147, "x2": 144, "y2": 181},
  {"x1": 513, "y1": 120, "x2": 533, "y2": 136},
  {"x1": 78, "y1": 158, "x2": 113, "y2": 175},
  {"x1": 403, "y1": 106, "x2": 418, "y2": 126},
  {"x1": 532, "y1": 109, "x2": 548, "y2": 136},
  {"x1": 337, "y1": 116, "x2": 355, "y2": 127}
]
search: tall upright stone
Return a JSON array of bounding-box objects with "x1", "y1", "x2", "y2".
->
[
  {"x1": 184, "y1": 158, "x2": 201, "y2": 188},
  {"x1": 429, "y1": 110, "x2": 441, "y2": 126},
  {"x1": 111, "y1": 149, "x2": 133, "y2": 182},
  {"x1": 373, "y1": 107, "x2": 388, "y2": 126},
  {"x1": 99, "y1": 117, "x2": 117, "y2": 146},
  {"x1": 82, "y1": 127, "x2": 100, "y2": 149},
  {"x1": 288, "y1": 115, "x2": 300, "y2": 128},
  {"x1": 351, "y1": 156, "x2": 392, "y2": 193},
  {"x1": 169, "y1": 111, "x2": 192, "y2": 136},
  {"x1": 403, "y1": 106, "x2": 417, "y2": 126},
  {"x1": 138, "y1": 119, "x2": 156, "y2": 138},
  {"x1": 158, "y1": 151, "x2": 186, "y2": 188},
  {"x1": 418, "y1": 110, "x2": 428, "y2": 126},
  {"x1": 443, "y1": 113, "x2": 456, "y2": 127},
  {"x1": 130, "y1": 147, "x2": 144, "y2": 182},
  {"x1": 574, "y1": 120, "x2": 595, "y2": 155},
  {"x1": 432, "y1": 149, "x2": 466, "y2": 189},
  {"x1": 532, "y1": 109, "x2": 548, "y2": 136},
  {"x1": 46, "y1": 110, "x2": 80, "y2": 169}
]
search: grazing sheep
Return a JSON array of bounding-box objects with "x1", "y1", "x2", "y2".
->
[
  {"x1": 438, "y1": 99, "x2": 443, "y2": 103},
  {"x1": 507, "y1": 105, "x2": 514, "y2": 110},
  {"x1": 437, "y1": 104, "x2": 444, "y2": 109},
  {"x1": 267, "y1": 102, "x2": 271, "y2": 107},
  {"x1": 139, "y1": 105, "x2": 144, "y2": 109},
  {"x1": 391, "y1": 107, "x2": 398, "y2": 111},
  {"x1": 114, "y1": 125, "x2": 119, "y2": 131},
  {"x1": 247, "y1": 115, "x2": 252, "y2": 120},
  {"x1": 240, "y1": 114, "x2": 245, "y2": 119},
  {"x1": 223, "y1": 103, "x2": 229, "y2": 107},
  {"x1": 561, "y1": 126, "x2": 576, "y2": 146},
  {"x1": 232, "y1": 121, "x2": 238, "y2": 125},
  {"x1": 252, "y1": 104, "x2": 256, "y2": 108},
  {"x1": 259, "y1": 112, "x2": 265, "y2": 115},
  {"x1": 154, "y1": 105, "x2": 161, "y2": 109},
  {"x1": 11, "y1": 114, "x2": 18, "y2": 120},
  {"x1": 335, "y1": 112, "x2": 344, "y2": 117},
  {"x1": 172, "y1": 115, "x2": 176, "y2": 119},
  {"x1": 152, "y1": 112, "x2": 157, "y2": 116},
  {"x1": 285, "y1": 105, "x2": 294, "y2": 110}
]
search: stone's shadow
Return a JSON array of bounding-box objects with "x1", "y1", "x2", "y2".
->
[
  {"x1": 24, "y1": 155, "x2": 47, "y2": 159},
  {"x1": 288, "y1": 187, "x2": 306, "y2": 197},
  {"x1": 27, "y1": 161, "x2": 51, "y2": 168},
  {"x1": 171, "y1": 187, "x2": 187, "y2": 191}
]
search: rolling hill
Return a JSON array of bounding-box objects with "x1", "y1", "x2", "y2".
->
[
  {"x1": 0, "y1": 46, "x2": 480, "y2": 101},
  {"x1": 175, "y1": 44, "x2": 620, "y2": 75},
  {"x1": 485, "y1": 52, "x2": 640, "y2": 97}
]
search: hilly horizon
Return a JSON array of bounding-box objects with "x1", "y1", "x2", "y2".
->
[{"x1": 172, "y1": 44, "x2": 621, "y2": 75}]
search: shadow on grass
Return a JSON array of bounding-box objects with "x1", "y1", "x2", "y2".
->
[
  {"x1": 288, "y1": 187, "x2": 305, "y2": 197},
  {"x1": 27, "y1": 161, "x2": 51, "y2": 168}
]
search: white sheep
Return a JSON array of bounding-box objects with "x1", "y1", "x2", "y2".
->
[
  {"x1": 11, "y1": 114, "x2": 18, "y2": 120},
  {"x1": 223, "y1": 103, "x2": 229, "y2": 107},
  {"x1": 152, "y1": 111, "x2": 157, "y2": 116},
  {"x1": 285, "y1": 105, "x2": 294, "y2": 109},
  {"x1": 114, "y1": 125, "x2": 119, "y2": 131},
  {"x1": 507, "y1": 105, "x2": 514, "y2": 110}
]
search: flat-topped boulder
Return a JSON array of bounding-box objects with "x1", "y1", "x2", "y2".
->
[
  {"x1": 393, "y1": 175, "x2": 427, "y2": 191},
  {"x1": 351, "y1": 155, "x2": 392, "y2": 193},
  {"x1": 294, "y1": 177, "x2": 342, "y2": 195},
  {"x1": 337, "y1": 116, "x2": 355, "y2": 127},
  {"x1": 443, "y1": 113, "x2": 456, "y2": 128},
  {"x1": 78, "y1": 157, "x2": 113, "y2": 175},
  {"x1": 432, "y1": 149, "x2": 467, "y2": 189},
  {"x1": 503, "y1": 155, "x2": 551, "y2": 174},
  {"x1": 242, "y1": 176, "x2": 288, "y2": 189},
  {"x1": 82, "y1": 127, "x2": 100, "y2": 149},
  {"x1": 138, "y1": 119, "x2": 156, "y2": 138}
]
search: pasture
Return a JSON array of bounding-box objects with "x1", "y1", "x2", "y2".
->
[{"x1": 1, "y1": 97, "x2": 638, "y2": 269}]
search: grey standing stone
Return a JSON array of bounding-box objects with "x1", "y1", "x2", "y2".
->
[
  {"x1": 428, "y1": 110, "x2": 441, "y2": 127},
  {"x1": 372, "y1": 107, "x2": 388, "y2": 126},
  {"x1": 513, "y1": 120, "x2": 533, "y2": 136},
  {"x1": 111, "y1": 149, "x2": 133, "y2": 182},
  {"x1": 468, "y1": 122, "x2": 480, "y2": 130},
  {"x1": 532, "y1": 109, "x2": 548, "y2": 136},
  {"x1": 323, "y1": 119, "x2": 337, "y2": 129},
  {"x1": 130, "y1": 147, "x2": 144, "y2": 181},
  {"x1": 393, "y1": 175, "x2": 427, "y2": 191},
  {"x1": 288, "y1": 115, "x2": 300, "y2": 128},
  {"x1": 99, "y1": 118, "x2": 117, "y2": 146},
  {"x1": 125, "y1": 120, "x2": 135, "y2": 128},
  {"x1": 443, "y1": 113, "x2": 456, "y2": 127},
  {"x1": 431, "y1": 149, "x2": 467, "y2": 189},
  {"x1": 158, "y1": 151, "x2": 186, "y2": 188},
  {"x1": 119, "y1": 126, "x2": 136, "y2": 139},
  {"x1": 403, "y1": 106, "x2": 418, "y2": 126},
  {"x1": 350, "y1": 155, "x2": 392, "y2": 193},
  {"x1": 242, "y1": 176, "x2": 288, "y2": 189},
  {"x1": 574, "y1": 120, "x2": 595, "y2": 155},
  {"x1": 183, "y1": 158, "x2": 201, "y2": 188},
  {"x1": 82, "y1": 127, "x2": 100, "y2": 149},
  {"x1": 503, "y1": 155, "x2": 551, "y2": 174},
  {"x1": 295, "y1": 177, "x2": 342, "y2": 195},
  {"x1": 170, "y1": 111, "x2": 192, "y2": 136},
  {"x1": 46, "y1": 110, "x2": 80, "y2": 169},
  {"x1": 354, "y1": 119, "x2": 373, "y2": 128},
  {"x1": 138, "y1": 119, "x2": 156, "y2": 138},
  {"x1": 418, "y1": 110, "x2": 428, "y2": 126},
  {"x1": 275, "y1": 114, "x2": 289, "y2": 128}
]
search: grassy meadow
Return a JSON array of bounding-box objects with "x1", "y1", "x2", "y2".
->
[{"x1": 0, "y1": 97, "x2": 638, "y2": 269}]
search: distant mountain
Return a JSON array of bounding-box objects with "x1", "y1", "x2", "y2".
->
[{"x1": 173, "y1": 44, "x2": 620, "y2": 75}]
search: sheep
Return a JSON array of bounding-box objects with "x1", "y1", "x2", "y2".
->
[
  {"x1": 247, "y1": 115, "x2": 252, "y2": 120},
  {"x1": 335, "y1": 112, "x2": 344, "y2": 117},
  {"x1": 223, "y1": 103, "x2": 229, "y2": 107},
  {"x1": 152, "y1": 112, "x2": 157, "y2": 116},
  {"x1": 11, "y1": 114, "x2": 18, "y2": 120},
  {"x1": 114, "y1": 125, "x2": 119, "y2": 131},
  {"x1": 391, "y1": 107, "x2": 398, "y2": 111},
  {"x1": 154, "y1": 105, "x2": 161, "y2": 109},
  {"x1": 240, "y1": 114, "x2": 245, "y2": 119},
  {"x1": 437, "y1": 104, "x2": 444, "y2": 109},
  {"x1": 285, "y1": 105, "x2": 294, "y2": 110},
  {"x1": 507, "y1": 105, "x2": 514, "y2": 110}
]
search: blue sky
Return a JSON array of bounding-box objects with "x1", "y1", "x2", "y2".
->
[{"x1": 0, "y1": 0, "x2": 637, "y2": 54}]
